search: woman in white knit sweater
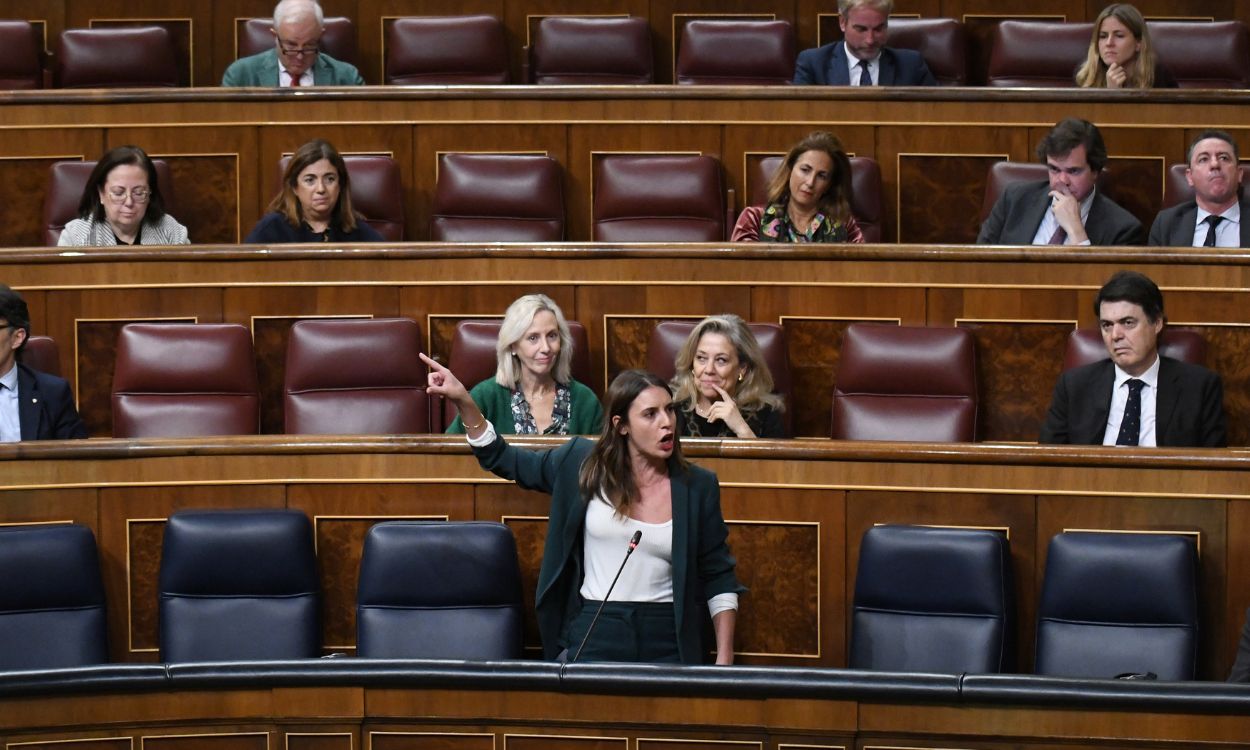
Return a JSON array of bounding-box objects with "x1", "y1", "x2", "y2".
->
[{"x1": 58, "y1": 146, "x2": 189, "y2": 247}]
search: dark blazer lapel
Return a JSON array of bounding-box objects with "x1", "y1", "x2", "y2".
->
[
  {"x1": 262, "y1": 49, "x2": 281, "y2": 86},
  {"x1": 1083, "y1": 361, "x2": 1116, "y2": 444},
  {"x1": 829, "y1": 43, "x2": 850, "y2": 85},
  {"x1": 669, "y1": 466, "x2": 692, "y2": 632},
  {"x1": 1155, "y1": 357, "x2": 1181, "y2": 445},
  {"x1": 878, "y1": 48, "x2": 897, "y2": 85},
  {"x1": 1240, "y1": 197, "x2": 1250, "y2": 247},
  {"x1": 16, "y1": 365, "x2": 39, "y2": 440},
  {"x1": 1174, "y1": 204, "x2": 1199, "y2": 247},
  {"x1": 1018, "y1": 184, "x2": 1051, "y2": 242}
]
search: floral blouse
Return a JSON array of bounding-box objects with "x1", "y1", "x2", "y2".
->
[
  {"x1": 731, "y1": 202, "x2": 865, "y2": 243},
  {"x1": 510, "y1": 382, "x2": 573, "y2": 434}
]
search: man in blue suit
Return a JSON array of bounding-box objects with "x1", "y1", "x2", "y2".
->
[
  {"x1": 0, "y1": 285, "x2": 87, "y2": 442},
  {"x1": 793, "y1": 0, "x2": 936, "y2": 86}
]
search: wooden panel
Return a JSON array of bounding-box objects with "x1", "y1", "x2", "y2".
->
[
  {"x1": 0, "y1": 488, "x2": 97, "y2": 529},
  {"x1": 1178, "y1": 324, "x2": 1250, "y2": 448},
  {"x1": 957, "y1": 321, "x2": 1073, "y2": 442},
  {"x1": 480, "y1": 483, "x2": 553, "y2": 655},
  {"x1": 141, "y1": 734, "x2": 268, "y2": 750},
  {"x1": 638, "y1": 742, "x2": 760, "y2": 750},
  {"x1": 285, "y1": 734, "x2": 353, "y2": 750},
  {"x1": 0, "y1": 129, "x2": 103, "y2": 248},
  {"x1": 897, "y1": 154, "x2": 1004, "y2": 244},
  {"x1": 506, "y1": 736, "x2": 625, "y2": 750},
  {"x1": 370, "y1": 734, "x2": 494, "y2": 750}
]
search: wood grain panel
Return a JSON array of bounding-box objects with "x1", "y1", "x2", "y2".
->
[
  {"x1": 142, "y1": 733, "x2": 268, "y2": 750},
  {"x1": 638, "y1": 742, "x2": 761, "y2": 750},
  {"x1": 479, "y1": 482, "x2": 553, "y2": 654},
  {"x1": 1177, "y1": 325, "x2": 1250, "y2": 448},
  {"x1": 8, "y1": 741, "x2": 130, "y2": 750},
  {"x1": 897, "y1": 154, "x2": 1004, "y2": 244},
  {"x1": 1225, "y1": 499, "x2": 1250, "y2": 680},
  {"x1": 0, "y1": 488, "x2": 97, "y2": 530},
  {"x1": 370, "y1": 734, "x2": 493, "y2": 750},
  {"x1": 957, "y1": 321, "x2": 1073, "y2": 442},
  {"x1": 1116, "y1": 0, "x2": 1230, "y2": 21},
  {"x1": 1102, "y1": 157, "x2": 1164, "y2": 234},
  {"x1": 285, "y1": 734, "x2": 353, "y2": 750},
  {"x1": 505, "y1": 736, "x2": 625, "y2": 750},
  {"x1": 783, "y1": 318, "x2": 898, "y2": 438},
  {"x1": 0, "y1": 128, "x2": 103, "y2": 248}
]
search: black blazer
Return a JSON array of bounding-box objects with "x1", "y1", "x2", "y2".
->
[
  {"x1": 793, "y1": 42, "x2": 937, "y2": 86},
  {"x1": 977, "y1": 180, "x2": 1145, "y2": 246},
  {"x1": 1148, "y1": 196, "x2": 1250, "y2": 248},
  {"x1": 16, "y1": 363, "x2": 88, "y2": 440},
  {"x1": 1039, "y1": 357, "x2": 1226, "y2": 448}
]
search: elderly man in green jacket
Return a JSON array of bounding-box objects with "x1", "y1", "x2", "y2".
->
[{"x1": 222, "y1": 0, "x2": 364, "y2": 87}]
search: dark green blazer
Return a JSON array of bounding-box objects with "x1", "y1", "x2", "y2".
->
[
  {"x1": 473, "y1": 435, "x2": 744, "y2": 663},
  {"x1": 221, "y1": 49, "x2": 364, "y2": 86}
]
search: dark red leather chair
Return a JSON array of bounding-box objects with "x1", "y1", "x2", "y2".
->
[
  {"x1": 43, "y1": 159, "x2": 177, "y2": 246},
  {"x1": 237, "y1": 17, "x2": 357, "y2": 67},
  {"x1": 529, "y1": 16, "x2": 653, "y2": 84},
  {"x1": 18, "y1": 336, "x2": 59, "y2": 377},
  {"x1": 1150, "y1": 21, "x2": 1250, "y2": 89},
  {"x1": 831, "y1": 324, "x2": 978, "y2": 442},
  {"x1": 593, "y1": 154, "x2": 729, "y2": 241},
  {"x1": 1163, "y1": 162, "x2": 1250, "y2": 209},
  {"x1": 751, "y1": 155, "x2": 883, "y2": 243},
  {"x1": 676, "y1": 19, "x2": 795, "y2": 85},
  {"x1": 887, "y1": 18, "x2": 967, "y2": 86},
  {"x1": 277, "y1": 154, "x2": 403, "y2": 241},
  {"x1": 112, "y1": 323, "x2": 259, "y2": 438},
  {"x1": 987, "y1": 21, "x2": 1091, "y2": 87},
  {"x1": 1062, "y1": 328, "x2": 1206, "y2": 371},
  {"x1": 56, "y1": 27, "x2": 179, "y2": 88},
  {"x1": 438, "y1": 319, "x2": 592, "y2": 430},
  {"x1": 646, "y1": 320, "x2": 792, "y2": 436},
  {"x1": 0, "y1": 21, "x2": 43, "y2": 89},
  {"x1": 385, "y1": 16, "x2": 509, "y2": 84},
  {"x1": 430, "y1": 154, "x2": 564, "y2": 242},
  {"x1": 284, "y1": 318, "x2": 428, "y2": 434}
]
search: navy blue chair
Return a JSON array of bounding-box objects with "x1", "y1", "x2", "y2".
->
[
  {"x1": 0, "y1": 524, "x2": 108, "y2": 669},
  {"x1": 357, "y1": 521, "x2": 523, "y2": 659},
  {"x1": 850, "y1": 524, "x2": 1014, "y2": 673},
  {"x1": 158, "y1": 509, "x2": 320, "y2": 662},
  {"x1": 1036, "y1": 532, "x2": 1199, "y2": 680}
]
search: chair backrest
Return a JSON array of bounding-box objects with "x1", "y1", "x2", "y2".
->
[
  {"x1": 530, "y1": 16, "x2": 653, "y2": 84},
  {"x1": 751, "y1": 156, "x2": 883, "y2": 243},
  {"x1": 357, "y1": 521, "x2": 523, "y2": 659},
  {"x1": 1062, "y1": 327, "x2": 1207, "y2": 371},
  {"x1": 0, "y1": 20, "x2": 43, "y2": 89},
  {"x1": 0, "y1": 524, "x2": 108, "y2": 670},
  {"x1": 284, "y1": 318, "x2": 429, "y2": 435},
  {"x1": 56, "y1": 26, "x2": 179, "y2": 88},
  {"x1": 887, "y1": 18, "x2": 967, "y2": 86},
  {"x1": 1163, "y1": 162, "x2": 1250, "y2": 209},
  {"x1": 112, "y1": 323, "x2": 259, "y2": 438},
  {"x1": 18, "y1": 335, "x2": 60, "y2": 377},
  {"x1": 238, "y1": 17, "x2": 358, "y2": 66},
  {"x1": 1035, "y1": 531, "x2": 1198, "y2": 680},
  {"x1": 831, "y1": 324, "x2": 978, "y2": 442},
  {"x1": 385, "y1": 15, "x2": 510, "y2": 84},
  {"x1": 978, "y1": 161, "x2": 1048, "y2": 225},
  {"x1": 676, "y1": 19, "x2": 795, "y2": 85},
  {"x1": 987, "y1": 21, "x2": 1091, "y2": 87},
  {"x1": 593, "y1": 154, "x2": 728, "y2": 241},
  {"x1": 43, "y1": 159, "x2": 177, "y2": 246},
  {"x1": 646, "y1": 320, "x2": 793, "y2": 436},
  {"x1": 1150, "y1": 20, "x2": 1250, "y2": 89},
  {"x1": 276, "y1": 153, "x2": 404, "y2": 241},
  {"x1": 159, "y1": 509, "x2": 320, "y2": 662},
  {"x1": 851, "y1": 525, "x2": 1013, "y2": 673},
  {"x1": 430, "y1": 153, "x2": 565, "y2": 242}
]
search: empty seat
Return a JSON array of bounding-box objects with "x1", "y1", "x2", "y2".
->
[
  {"x1": 593, "y1": 154, "x2": 729, "y2": 241},
  {"x1": 56, "y1": 26, "x2": 179, "y2": 88},
  {"x1": 851, "y1": 525, "x2": 1013, "y2": 673},
  {"x1": 112, "y1": 323, "x2": 259, "y2": 438},
  {"x1": 159, "y1": 509, "x2": 320, "y2": 662},
  {"x1": 0, "y1": 20, "x2": 43, "y2": 89},
  {"x1": 751, "y1": 155, "x2": 883, "y2": 243},
  {"x1": 1035, "y1": 532, "x2": 1198, "y2": 680},
  {"x1": 430, "y1": 153, "x2": 564, "y2": 241},
  {"x1": 887, "y1": 18, "x2": 967, "y2": 86},
  {"x1": 987, "y1": 21, "x2": 1091, "y2": 87},
  {"x1": 1062, "y1": 327, "x2": 1207, "y2": 371},
  {"x1": 357, "y1": 521, "x2": 524, "y2": 659},
  {"x1": 831, "y1": 324, "x2": 978, "y2": 442},
  {"x1": 676, "y1": 19, "x2": 795, "y2": 85},
  {"x1": 237, "y1": 17, "x2": 358, "y2": 67},
  {"x1": 1151, "y1": 21, "x2": 1250, "y2": 89},
  {"x1": 0, "y1": 524, "x2": 108, "y2": 670},
  {"x1": 18, "y1": 335, "x2": 60, "y2": 377},
  {"x1": 1163, "y1": 162, "x2": 1250, "y2": 209},
  {"x1": 529, "y1": 16, "x2": 653, "y2": 84},
  {"x1": 385, "y1": 16, "x2": 509, "y2": 84},
  {"x1": 284, "y1": 318, "x2": 429, "y2": 434},
  {"x1": 43, "y1": 159, "x2": 178, "y2": 246}
]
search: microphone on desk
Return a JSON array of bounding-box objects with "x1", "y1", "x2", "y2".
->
[{"x1": 570, "y1": 529, "x2": 642, "y2": 664}]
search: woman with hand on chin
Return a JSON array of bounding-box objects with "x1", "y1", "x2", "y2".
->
[
  {"x1": 424, "y1": 355, "x2": 743, "y2": 665},
  {"x1": 671, "y1": 315, "x2": 786, "y2": 439},
  {"x1": 1075, "y1": 4, "x2": 1177, "y2": 89}
]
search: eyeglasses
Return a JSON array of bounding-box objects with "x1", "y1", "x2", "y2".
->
[
  {"x1": 276, "y1": 39, "x2": 320, "y2": 57},
  {"x1": 105, "y1": 187, "x2": 151, "y2": 204}
]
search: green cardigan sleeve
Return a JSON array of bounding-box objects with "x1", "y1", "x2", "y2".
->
[
  {"x1": 568, "y1": 380, "x2": 605, "y2": 434},
  {"x1": 446, "y1": 379, "x2": 512, "y2": 434}
]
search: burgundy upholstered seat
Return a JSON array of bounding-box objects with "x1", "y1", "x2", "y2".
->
[
  {"x1": 430, "y1": 154, "x2": 564, "y2": 242},
  {"x1": 676, "y1": 19, "x2": 795, "y2": 85},
  {"x1": 56, "y1": 27, "x2": 179, "y2": 88},
  {"x1": 1150, "y1": 20, "x2": 1250, "y2": 89},
  {"x1": 237, "y1": 17, "x2": 357, "y2": 67},
  {"x1": 0, "y1": 21, "x2": 43, "y2": 89},
  {"x1": 385, "y1": 16, "x2": 509, "y2": 84},
  {"x1": 887, "y1": 18, "x2": 967, "y2": 86},
  {"x1": 1062, "y1": 328, "x2": 1207, "y2": 371},
  {"x1": 593, "y1": 154, "x2": 729, "y2": 241},
  {"x1": 1162, "y1": 162, "x2": 1250, "y2": 209},
  {"x1": 529, "y1": 16, "x2": 653, "y2": 84},
  {"x1": 986, "y1": 21, "x2": 1091, "y2": 88},
  {"x1": 18, "y1": 336, "x2": 59, "y2": 377}
]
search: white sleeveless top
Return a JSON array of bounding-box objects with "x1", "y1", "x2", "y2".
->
[{"x1": 579, "y1": 494, "x2": 674, "y2": 603}]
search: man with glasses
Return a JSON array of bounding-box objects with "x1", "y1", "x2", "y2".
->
[
  {"x1": 222, "y1": 0, "x2": 364, "y2": 87},
  {"x1": 977, "y1": 118, "x2": 1144, "y2": 246},
  {"x1": 0, "y1": 285, "x2": 87, "y2": 442}
]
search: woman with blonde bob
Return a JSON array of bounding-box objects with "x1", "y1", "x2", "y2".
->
[
  {"x1": 447, "y1": 294, "x2": 603, "y2": 435},
  {"x1": 670, "y1": 314, "x2": 785, "y2": 438},
  {"x1": 732, "y1": 130, "x2": 863, "y2": 243},
  {"x1": 1075, "y1": 4, "x2": 1176, "y2": 89}
]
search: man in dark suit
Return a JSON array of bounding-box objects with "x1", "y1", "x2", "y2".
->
[
  {"x1": 793, "y1": 0, "x2": 936, "y2": 86},
  {"x1": 979, "y1": 118, "x2": 1144, "y2": 246},
  {"x1": 0, "y1": 285, "x2": 87, "y2": 442},
  {"x1": 1039, "y1": 271, "x2": 1225, "y2": 448},
  {"x1": 1149, "y1": 130, "x2": 1250, "y2": 248}
]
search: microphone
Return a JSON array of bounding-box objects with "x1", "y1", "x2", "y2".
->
[{"x1": 571, "y1": 530, "x2": 642, "y2": 664}]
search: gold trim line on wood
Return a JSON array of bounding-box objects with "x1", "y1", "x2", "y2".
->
[{"x1": 127, "y1": 517, "x2": 167, "y2": 654}]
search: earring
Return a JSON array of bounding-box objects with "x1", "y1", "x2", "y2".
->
[{"x1": 738, "y1": 372, "x2": 744, "y2": 383}]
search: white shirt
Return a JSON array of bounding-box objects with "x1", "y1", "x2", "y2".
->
[
  {"x1": 580, "y1": 494, "x2": 674, "y2": 603},
  {"x1": 0, "y1": 363, "x2": 20, "y2": 442},
  {"x1": 1192, "y1": 202, "x2": 1241, "y2": 248},
  {"x1": 279, "y1": 66, "x2": 314, "y2": 88},
  {"x1": 1032, "y1": 188, "x2": 1096, "y2": 246},
  {"x1": 1101, "y1": 355, "x2": 1160, "y2": 447},
  {"x1": 845, "y1": 49, "x2": 880, "y2": 86}
]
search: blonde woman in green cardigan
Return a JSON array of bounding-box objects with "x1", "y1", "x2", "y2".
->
[{"x1": 447, "y1": 294, "x2": 604, "y2": 436}]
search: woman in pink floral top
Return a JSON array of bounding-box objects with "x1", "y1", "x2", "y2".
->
[{"x1": 732, "y1": 131, "x2": 864, "y2": 244}]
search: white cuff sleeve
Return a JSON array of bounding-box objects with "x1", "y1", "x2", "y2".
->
[
  {"x1": 465, "y1": 420, "x2": 497, "y2": 447},
  {"x1": 708, "y1": 592, "x2": 739, "y2": 617}
]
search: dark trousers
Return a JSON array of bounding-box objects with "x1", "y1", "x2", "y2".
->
[{"x1": 564, "y1": 600, "x2": 680, "y2": 663}]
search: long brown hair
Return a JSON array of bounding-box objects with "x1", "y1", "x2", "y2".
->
[
  {"x1": 268, "y1": 138, "x2": 360, "y2": 232},
  {"x1": 1075, "y1": 4, "x2": 1157, "y2": 88},
  {"x1": 764, "y1": 131, "x2": 853, "y2": 224},
  {"x1": 578, "y1": 370, "x2": 687, "y2": 517},
  {"x1": 670, "y1": 314, "x2": 784, "y2": 416}
]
